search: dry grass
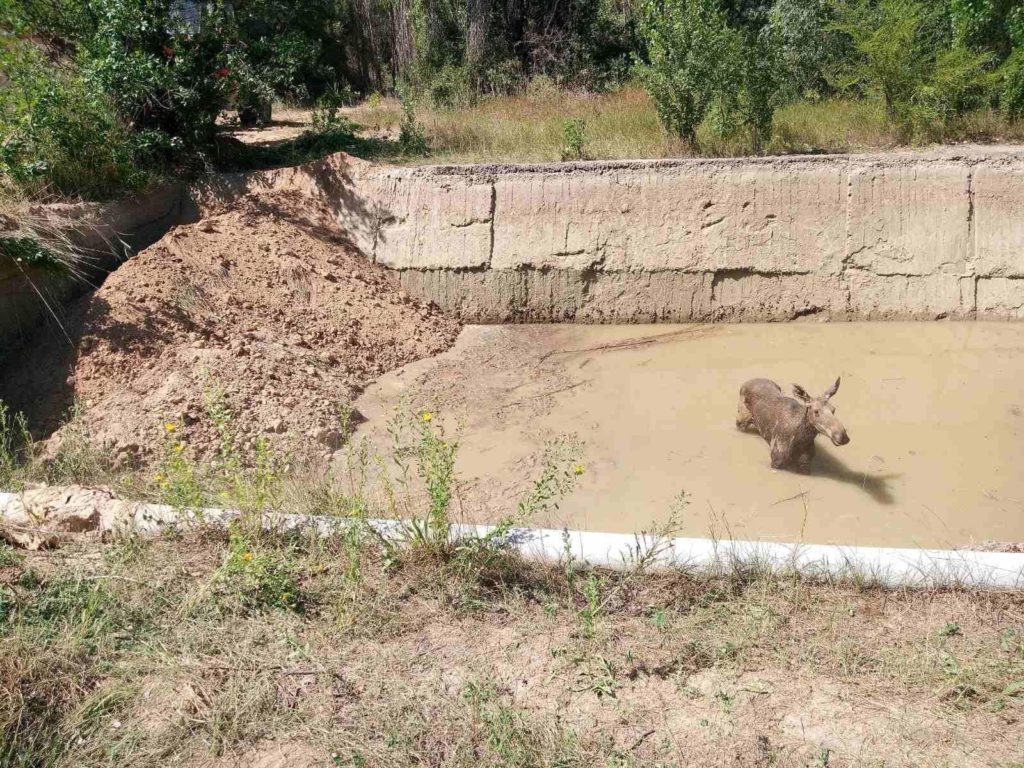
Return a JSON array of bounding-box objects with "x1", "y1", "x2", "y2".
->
[
  {"x1": 345, "y1": 86, "x2": 1024, "y2": 164},
  {"x1": 2, "y1": 527, "x2": 1023, "y2": 768}
]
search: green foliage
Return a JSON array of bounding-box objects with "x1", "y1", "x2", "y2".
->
[
  {"x1": 635, "y1": 0, "x2": 741, "y2": 143},
  {"x1": 560, "y1": 117, "x2": 588, "y2": 160},
  {"x1": 0, "y1": 236, "x2": 64, "y2": 271},
  {"x1": 0, "y1": 36, "x2": 149, "y2": 198},
  {"x1": 397, "y1": 87, "x2": 429, "y2": 155},
  {"x1": 832, "y1": 0, "x2": 997, "y2": 134},
  {"x1": 426, "y1": 63, "x2": 473, "y2": 108},
  {"x1": 1000, "y1": 48, "x2": 1024, "y2": 118},
  {"x1": 12, "y1": 575, "x2": 140, "y2": 650},
  {"x1": 636, "y1": 0, "x2": 785, "y2": 150},
  {"x1": 154, "y1": 422, "x2": 206, "y2": 512},
  {"x1": 769, "y1": 0, "x2": 842, "y2": 99},
  {"x1": 216, "y1": 528, "x2": 304, "y2": 612},
  {"x1": 84, "y1": 0, "x2": 238, "y2": 160},
  {"x1": 0, "y1": 400, "x2": 31, "y2": 491}
]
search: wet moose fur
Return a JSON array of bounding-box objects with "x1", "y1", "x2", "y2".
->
[{"x1": 736, "y1": 377, "x2": 850, "y2": 472}]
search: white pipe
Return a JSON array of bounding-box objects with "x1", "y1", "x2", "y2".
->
[{"x1": 4, "y1": 492, "x2": 1023, "y2": 589}]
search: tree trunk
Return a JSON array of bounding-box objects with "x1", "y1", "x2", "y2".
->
[
  {"x1": 466, "y1": 0, "x2": 491, "y2": 86},
  {"x1": 391, "y1": 0, "x2": 416, "y2": 84}
]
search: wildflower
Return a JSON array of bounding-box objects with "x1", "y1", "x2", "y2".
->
[
  {"x1": 154, "y1": 473, "x2": 165, "y2": 483},
  {"x1": 174, "y1": 442, "x2": 185, "y2": 453},
  {"x1": 574, "y1": 463, "x2": 586, "y2": 476},
  {"x1": 421, "y1": 411, "x2": 433, "y2": 423},
  {"x1": 281, "y1": 592, "x2": 290, "y2": 601},
  {"x1": 242, "y1": 552, "x2": 253, "y2": 562},
  {"x1": 164, "y1": 422, "x2": 177, "y2": 433}
]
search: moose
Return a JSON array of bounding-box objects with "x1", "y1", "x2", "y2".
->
[{"x1": 736, "y1": 377, "x2": 850, "y2": 472}]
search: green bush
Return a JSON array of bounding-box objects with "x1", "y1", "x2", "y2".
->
[
  {"x1": 84, "y1": 0, "x2": 238, "y2": 160},
  {"x1": 636, "y1": 0, "x2": 785, "y2": 151},
  {"x1": 0, "y1": 37, "x2": 148, "y2": 198},
  {"x1": 832, "y1": 0, "x2": 996, "y2": 133},
  {"x1": 769, "y1": 0, "x2": 842, "y2": 99},
  {"x1": 635, "y1": 0, "x2": 742, "y2": 144},
  {"x1": 1001, "y1": 48, "x2": 1024, "y2": 118},
  {"x1": 561, "y1": 117, "x2": 588, "y2": 160}
]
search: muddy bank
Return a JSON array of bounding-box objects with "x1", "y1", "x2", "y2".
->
[{"x1": 353, "y1": 322, "x2": 1024, "y2": 549}]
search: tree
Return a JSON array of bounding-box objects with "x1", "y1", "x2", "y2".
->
[
  {"x1": 832, "y1": 0, "x2": 996, "y2": 131},
  {"x1": 636, "y1": 0, "x2": 784, "y2": 151},
  {"x1": 635, "y1": 0, "x2": 741, "y2": 143}
]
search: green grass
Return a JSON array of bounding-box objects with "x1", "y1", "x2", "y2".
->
[
  {"x1": 346, "y1": 86, "x2": 1024, "y2": 164},
  {"x1": 1, "y1": 530, "x2": 1021, "y2": 767}
]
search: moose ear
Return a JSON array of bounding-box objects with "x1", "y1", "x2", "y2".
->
[
  {"x1": 792, "y1": 384, "x2": 812, "y2": 403},
  {"x1": 823, "y1": 377, "x2": 841, "y2": 400}
]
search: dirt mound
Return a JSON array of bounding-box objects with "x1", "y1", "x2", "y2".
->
[{"x1": 0, "y1": 188, "x2": 460, "y2": 468}]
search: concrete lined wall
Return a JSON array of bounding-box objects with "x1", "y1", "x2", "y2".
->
[{"x1": 352, "y1": 151, "x2": 1024, "y2": 321}]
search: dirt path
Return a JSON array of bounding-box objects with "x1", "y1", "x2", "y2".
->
[{"x1": 353, "y1": 322, "x2": 1024, "y2": 549}]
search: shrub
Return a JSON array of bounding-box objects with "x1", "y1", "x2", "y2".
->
[
  {"x1": 832, "y1": 0, "x2": 996, "y2": 133},
  {"x1": 769, "y1": 0, "x2": 842, "y2": 100},
  {"x1": 84, "y1": 0, "x2": 238, "y2": 161},
  {"x1": 0, "y1": 37, "x2": 148, "y2": 198},
  {"x1": 635, "y1": 0, "x2": 741, "y2": 144},
  {"x1": 0, "y1": 400, "x2": 31, "y2": 491},
  {"x1": 636, "y1": 0, "x2": 785, "y2": 151},
  {"x1": 1001, "y1": 48, "x2": 1024, "y2": 118},
  {"x1": 217, "y1": 529, "x2": 304, "y2": 612},
  {"x1": 427, "y1": 63, "x2": 473, "y2": 108},
  {"x1": 561, "y1": 117, "x2": 588, "y2": 160},
  {"x1": 397, "y1": 86, "x2": 429, "y2": 155}
]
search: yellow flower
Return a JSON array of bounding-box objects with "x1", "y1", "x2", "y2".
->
[
  {"x1": 242, "y1": 552, "x2": 253, "y2": 562},
  {"x1": 573, "y1": 463, "x2": 586, "y2": 476},
  {"x1": 281, "y1": 592, "x2": 290, "y2": 601},
  {"x1": 174, "y1": 442, "x2": 185, "y2": 453},
  {"x1": 421, "y1": 411, "x2": 433, "y2": 423},
  {"x1": 154, "y1": 473, "x2": 165, "y2": 483},
  {"x1": 164, "y1": 422, "x2": 177, "y2": 433}
]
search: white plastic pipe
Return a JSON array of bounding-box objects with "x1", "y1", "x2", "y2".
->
[{"x1": 3, "y1": 492, "x2": 1023, "y2": 589}]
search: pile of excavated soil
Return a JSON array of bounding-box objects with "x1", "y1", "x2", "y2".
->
[{"x1": 0, "y1": 189, "x2": 460, "y2": 468}]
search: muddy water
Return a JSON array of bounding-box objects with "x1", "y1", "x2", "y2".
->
[{"x1": 353, "y1": 323, "x2": 1024, "y2": 549}]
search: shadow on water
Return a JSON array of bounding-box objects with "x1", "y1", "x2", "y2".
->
[
  {"x1": 737, "y1": 428, "x2": 899, "y2": 505},
  {"x1": 811, "y1": 447, "x2": 900, "y2": 505}
]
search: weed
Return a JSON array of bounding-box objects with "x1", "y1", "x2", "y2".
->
[
  {"x1": 939, "y1": 621, "x2": 963, "y2": 637},
  {"x1": 0, "y1": 400, "x2": 31, "y2": 490},
  {"x1": 579, "y1": 573, "x2": 602, "y2": 638},
  {"x1": 154, "y1": 421, "x2": 205, "y2": 513},
  {"x1": 215, "y1": 527, "x2": 305, "y2": 613},
  {"x1": 397, "y1": 86, "x2": 429, "y2": 156},
  {"x1": 560, "y1": 117, "x2": 588, "y2": 160}
]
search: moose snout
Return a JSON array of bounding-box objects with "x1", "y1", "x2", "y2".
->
[{"x1": 832, "y1": 430, "x2": 850, "y2": 446}]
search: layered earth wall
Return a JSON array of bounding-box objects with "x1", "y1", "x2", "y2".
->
[
  {"x1": 349, "y1": 149, "x2": 1024, "y2": 321},
  {"x1": 0, "y1": 185, "x2": 184, "y2": 360}
]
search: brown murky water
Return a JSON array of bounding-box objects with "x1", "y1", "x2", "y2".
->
[{"x1": 353, "y1": 323, "x2": 1024, "y2": 549}]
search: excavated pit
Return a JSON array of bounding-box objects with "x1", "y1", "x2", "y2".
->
[{"x1": 2, "y1": 150, "x2": 1023, "y2": 547}]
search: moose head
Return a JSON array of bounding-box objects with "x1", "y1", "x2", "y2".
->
[{"x1": 792, "y1": 377, "x2": 850, "y2": 447}]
